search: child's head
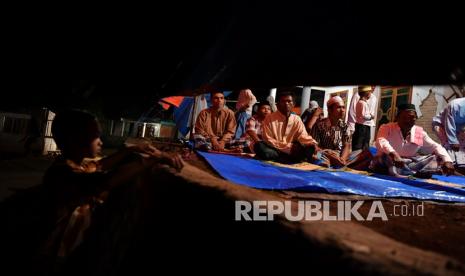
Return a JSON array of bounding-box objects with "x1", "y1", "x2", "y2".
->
[
  {"x1": 254, "y1": 101, "x2": 272, "y2": 117},
  {"x1": 52, "y1": 109, "x2": 102, "y2": 158}
]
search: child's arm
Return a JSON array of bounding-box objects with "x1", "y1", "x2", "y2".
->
[
  {"x1": 105, "y1": 152, "x2": 183, "y2": 188},
  {"x1": 98, "y1": 143, "x2": 157, "y2": 171}
]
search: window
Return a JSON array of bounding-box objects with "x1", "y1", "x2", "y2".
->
[
  {"x1": 376, "y1": 86, "x2": 412, "y2": 129},
  {"x1": 2, "y1": 117, "x2": 29, "y2": 134},
  {"x1": 310, "y1": 89, "x2": 325, "y2": 109}
]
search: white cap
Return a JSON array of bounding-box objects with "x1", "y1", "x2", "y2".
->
[
  {"x1": 309, "y1": 100, "x2": 319, "y2": 110},
  {"x1": 327, "y1": 96, "x2": 344, "y2": 108}
]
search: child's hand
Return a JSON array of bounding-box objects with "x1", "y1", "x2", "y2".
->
[
  {"x1": 126, "y1": 143, "x2": 183, "y2": 171},
  {"x1": 159, "y1": 152, "x2": 184, "y2": 171},
  {"x1": 312, "y1": 107, "x2": 323, "y2": 118}
]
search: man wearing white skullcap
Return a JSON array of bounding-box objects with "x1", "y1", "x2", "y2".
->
[
  {"x1": 327, "y1": 96, "x2": 344, "y2": 108},
  {"x1": 309, "y1": 95, "x2": 372, "y2": 169}
]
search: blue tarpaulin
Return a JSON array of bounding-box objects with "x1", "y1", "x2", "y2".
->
[
  {"x1": 197, "y1": 151, "x2": 465, "y2": 203},
  {"x1": 173, "y1": 97, "x2": 194, "y2": 136}
]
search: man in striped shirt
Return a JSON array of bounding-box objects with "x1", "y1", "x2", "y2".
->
[{"x1": 310, "y1": 96, "x2": 372, "y2": 169}]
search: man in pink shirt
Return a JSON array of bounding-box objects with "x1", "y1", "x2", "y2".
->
[
  {"x1": 255, "y1": 91, "x2": 318, "y2": 163},
  {"x1": 370, "y1": 103, "x2": 455, "y2": 177}
]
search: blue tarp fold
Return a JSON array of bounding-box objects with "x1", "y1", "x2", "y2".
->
[{"x1": 197, "y1": 151, "x2": 465, "y2": 203}]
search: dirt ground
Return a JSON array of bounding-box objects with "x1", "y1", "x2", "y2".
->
[
  {"x1": 0, "y1": 154, "x2": 53, "y2": 202},
  {"x1": 184, "y1": 149, "x2": 465, "y2": 263},
  {"x1": 2, "y1": 143, "x2": 464, "y2": 273}
]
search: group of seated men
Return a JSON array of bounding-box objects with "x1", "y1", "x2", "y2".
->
[{"x1": 193, "y1": 89, "x2": 463, "y2": 177}]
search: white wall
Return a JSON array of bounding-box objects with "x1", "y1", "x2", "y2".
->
[
  {"x1": 431, "y1": 85, "x2": 457, "y2": 115},
  {"x1": 411, "y1": 86, "x2": 432, "y2": 117},
  {"x1": 300, "y1": 86, "x2": 312, "y2": 111},
  {"x1": 322, "y1": 86, "x2": 357, "y2": 119},
  {"x1": 42, "y1": 110, "x2": 57, "y2": 155},
  {"x1": 411, "y1": 85, "x2": 459, "y2": 117}
]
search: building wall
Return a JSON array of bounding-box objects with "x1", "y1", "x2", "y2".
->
[
  {"x1": 0, "y1": 109, "x2": 58, "y2": 155},
  {"x1": 432, "y1": 85, "x2": 459, "y2": 114},
  {"x1": 0, "y1": 112, "x2": 31, "y2": 154},
  {"x1": 411, "y1": 85, "x2": 462, "y2": 144},
  {"x1": 42, "y1": 110, "x2": 58, "y2": 155},
  {"x1": 415, "y1": 90, "x2": 440, "y2": 142},
  {"x1": 322, "y1": 86, "x2": 357, "y2": 119}
]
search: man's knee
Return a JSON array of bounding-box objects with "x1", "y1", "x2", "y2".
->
[
  {"x1": 254, "y1": 141, "x2": 279, "y2": 160},
  {"x1": 290, "y1": 143, "x2": 315, "y2": 162}
]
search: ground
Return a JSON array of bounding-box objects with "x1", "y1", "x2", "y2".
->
[
  {"x1": 185, "y1": 150, "x2": 465, "y2": 261},
  {"x1": 1, "y1": 143, "x2": 464, "y2": 275}
]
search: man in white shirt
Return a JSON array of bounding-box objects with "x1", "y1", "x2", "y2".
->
[
  {"x1": 352, "y1": 89, "x2": 375, "y2": 151},
  {"x1": 370, "y1": 103, "x2": 455, "y2": 177},
  {"x1": 348, "y1": 86, "x2": 377, "y2": 135}
]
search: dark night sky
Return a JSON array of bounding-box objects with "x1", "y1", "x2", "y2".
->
[{"x1": 8, "y1": 3, "x2": 465, "y2": 118}]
